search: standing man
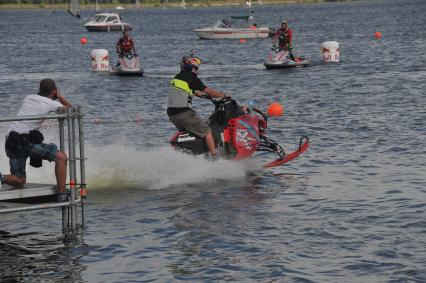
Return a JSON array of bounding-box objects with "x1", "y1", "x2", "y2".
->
[
  {"x1": 273, "y1": 20, "x2": 295, "y2": 60},
  {"x1": 0, "y1": 78, "x2": 72, "y2": 202},
  {"x1": 167, "y1": 55, "x2": 228, "y2": 160}
]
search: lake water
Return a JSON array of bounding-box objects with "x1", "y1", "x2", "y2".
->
[{"x1": 0, "y1": 0, "x2": 425, "y2": 282}]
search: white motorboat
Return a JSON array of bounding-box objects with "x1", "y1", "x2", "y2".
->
[
  {"x1": 84, "y1": 13, "x2": 132, "y2": 32},
  {"x1": 193, "y1": 11, "x2": 270, "y2": 40},
  {"x1": 194, "y1": 25, "x2": 270, "y2": 40}
]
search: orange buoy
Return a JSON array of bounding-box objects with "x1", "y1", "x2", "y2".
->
[
  {"x1": 267, "y1": 102, "x2": 284, "y2": 117},
  {"x1": 374, "y1": 31, "x2": 382, "y2": 39},
  {"x1": 80, "y1": 37, "x2": 88, "y2": 45},
  {"x1": 239, "y1": 38, "x2": 247, "y2": 43}
]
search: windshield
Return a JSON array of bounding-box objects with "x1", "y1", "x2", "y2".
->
[
  {"x1": 106, "y1": 16, "x2": 119, "y2": 23},
  {"x1": 94, "y1": 15, "x2": 107, "y2": 23},
  {"x1": 214, "y1": 19, "x2": 233, "y2": 28}
]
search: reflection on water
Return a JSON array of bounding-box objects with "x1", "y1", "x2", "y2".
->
[{"x1": 0, "y1": 230, "x2": 88, "y2": 282}]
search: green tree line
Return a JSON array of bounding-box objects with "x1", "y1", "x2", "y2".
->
[
  {"x1": 0, "y1": 0, "x2": 348, "y2": 4},
  {"x1": 0, "y1": 0, "x2": 137, "y2": 4}
]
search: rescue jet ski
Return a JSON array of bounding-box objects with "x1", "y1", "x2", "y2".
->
[
  {"x1": 111, "y1": 52, "x2": 143, "y2": 76},
  {"x1": 264, "y1": 47, "x2": 311, "y2": 69},
  {"x1": 170, "y1": 96, "x2": 309, "y2": 168}
]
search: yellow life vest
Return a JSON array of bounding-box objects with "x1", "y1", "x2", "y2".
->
[
  {"x1": 170, "y1": 79, "x2": 194, "y2": 96},
  {"x1": 168, "y1": 79, "x2": 194, "y2": 109}
]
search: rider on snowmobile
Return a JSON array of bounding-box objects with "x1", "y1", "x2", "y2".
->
[{"x1": 167, "y1": 54, "x2": 228, "y2": 160}]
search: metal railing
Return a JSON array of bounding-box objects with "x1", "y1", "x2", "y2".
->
[{"x1": 0, "y1": 107, "x2": 87, "y2": 235}]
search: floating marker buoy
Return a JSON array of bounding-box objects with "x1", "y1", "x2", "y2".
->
[
  {"x1": 91, "y1": 49, "x2": 109, "y2": 72},
  {"x1": 239, "y1": 38, "x2": 247, "y2": 43},
  {"x1": 321, "y1": 41, "x2": 340, "y2": 62},
  {"x1": 267, "y1": 102, "x2": 283, "y2": 117},
  {"x1": 80, "y1": 37, "x2": 88, "y2": 45},
  {"x1": 374, "y1": 31, "x2": 382, "y2": 39}
]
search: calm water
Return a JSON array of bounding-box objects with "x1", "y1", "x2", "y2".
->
[{"x1": 1, "y1": 0, "x2": 426, "y2": 282}]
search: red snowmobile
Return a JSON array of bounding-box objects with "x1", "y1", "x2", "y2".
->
[{"x1": 170, "y1": 97, "x2": 309, "y2": 168}]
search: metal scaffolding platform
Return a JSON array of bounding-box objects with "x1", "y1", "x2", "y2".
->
[
  {"x1": 0, "y1": 107, "x2": 87, "y2": 235},
  {"x1": 0, "y1": 183, "x2": 56, "y2": 201}
]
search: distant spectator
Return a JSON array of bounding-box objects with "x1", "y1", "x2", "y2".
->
[{"x1": 221, "y1": 19, "x2": 232, "y2": 28}]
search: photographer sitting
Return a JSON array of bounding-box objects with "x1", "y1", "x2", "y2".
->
[{"x1": 0, "y1": 78, "x2": 72, "y2": 202}]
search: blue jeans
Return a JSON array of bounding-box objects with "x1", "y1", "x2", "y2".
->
[{"x1": 7, "y1": 142, "x2": 59, "y2": 178}]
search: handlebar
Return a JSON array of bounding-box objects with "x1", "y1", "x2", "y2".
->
[
  {"x1": 118, "y1": 51, "x2": 136, "y2": 59},
  {"x1": 201, "y1": 95, "x2": 268, "y2": 122},
  {"x1": 252, "y1": 107, "x2": 268, "y2": 123},
  {"x1": 200, "y1": 95, "x2": 232, "y2": 104}
]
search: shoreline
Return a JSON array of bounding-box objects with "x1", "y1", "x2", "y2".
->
[{"x1": 0, "y1": 0, "x2": 353, "y2": 10}]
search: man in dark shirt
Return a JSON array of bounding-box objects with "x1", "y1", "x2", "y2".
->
[{"x1": 167, "y1": 56, "x2": 227, "y2": 159}]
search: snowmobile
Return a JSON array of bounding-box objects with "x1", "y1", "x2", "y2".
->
[{"x1": 170, "y1": 96, "x2": 309, "y2": 168}]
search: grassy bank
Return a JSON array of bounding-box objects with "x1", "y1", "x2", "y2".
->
[{"x1": 0, "y1": 0, "x2": 352, "y2": 10}]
